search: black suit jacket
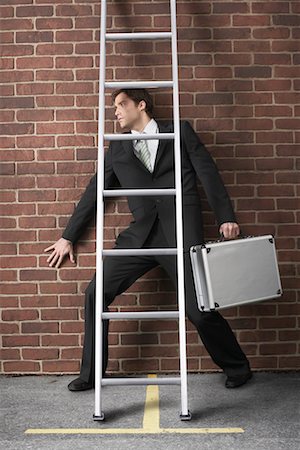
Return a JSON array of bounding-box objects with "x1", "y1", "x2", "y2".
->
[{"x1": 62, "y1": 120, "x2": 236, "y2": 250}]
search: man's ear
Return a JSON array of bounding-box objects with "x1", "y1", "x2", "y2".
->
[{"x1": 138, "y1": 100, "x2": 146, "y2": 112}]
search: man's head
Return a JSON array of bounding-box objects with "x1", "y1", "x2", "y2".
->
[{"x1": 112, "y1": 89, "x2": 154, "y2": 131}]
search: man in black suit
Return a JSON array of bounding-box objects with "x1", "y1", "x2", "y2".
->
[{"x1": 45, "y1": 89, "x2": 252, "y2": 391}]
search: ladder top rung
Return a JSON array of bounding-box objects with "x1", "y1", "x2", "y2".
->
[
  {"x1": 102, "y1": 248, "x2": 178, "y2": 256},
  {"x1": 105, "y1": 81, "x2": 173, "y2": 89},
  {"x1": 103, "y1": 188, "x2": 176, "y2": 197},
  {"x1": 101, "y1": 377, "x2": 181, "y2": 386},
  {"x1": 102, "y1": 311, "x2": 179, "y2": 320},
  {"x1": 106, "y1": 32, "x2": 172, "y2": 41},
  {"x1": 104, "y1": 132, "x2": 174, "y2": 141}
]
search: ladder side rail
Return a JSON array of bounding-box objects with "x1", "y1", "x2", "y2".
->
[
  {"x1": 170, "y1": 0, "x2": 189, "y2": 418},
  {"x1": 94, "y1": 0, "x2": 107, "y2": 421}
]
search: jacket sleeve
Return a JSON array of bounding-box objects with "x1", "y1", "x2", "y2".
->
[
  {"x1": 181, "y1": 120, "x2": 236, "y2": 226},
  {"x1": 62, "y1": 144, "x2": 118, "y2": 244}
]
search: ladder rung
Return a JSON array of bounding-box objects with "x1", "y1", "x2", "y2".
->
[
  {"x1": 102, "y1": 377, "x2": 181, "y2": 386},
  {"x1": 102, "y1": 248, "x2": 177, "y2": 256},
  {"x1": 103, "y1": 188, "x2": 176, "y2": 197},
  {"x1": 102, "y1": 311, "x2": 179, "y2": 320},
  {"x1": 106, "y1": 32, "x2": 172, "y2": 41},
  {"x1": 105, "y1": 81, "x2": 173, "y2": 89},
  {"x1": 104, "y1": 133, "x2": 174, "y2": 141}
]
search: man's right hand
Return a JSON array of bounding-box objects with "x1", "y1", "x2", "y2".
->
[{"x1": 44, "y1": 238, "x2": 76, "y2": 268}]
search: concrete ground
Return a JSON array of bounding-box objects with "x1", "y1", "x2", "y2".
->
[{"x1": 0, "y1": 372, "x2": 299, "y2": 450}]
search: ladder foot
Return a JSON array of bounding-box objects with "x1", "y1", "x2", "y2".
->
[
  {"x1": 180, "y1": 410, "x2": 192, "y2": 421},
  {"x1": 93, "y1": 413, "x2": 105, "y2": 421}
]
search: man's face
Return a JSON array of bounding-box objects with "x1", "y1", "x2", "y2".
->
[{"x1": 114, "y1": 92, "x2": 145, "y2": 129}]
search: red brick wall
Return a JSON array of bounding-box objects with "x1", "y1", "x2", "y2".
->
[{"x1": 1, "y1": 1, "x2": 299, "y2": 375}]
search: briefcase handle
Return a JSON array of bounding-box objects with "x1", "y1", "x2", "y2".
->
[{"x1": 219, "y1": 230, "x2": 245, "y2": 242}]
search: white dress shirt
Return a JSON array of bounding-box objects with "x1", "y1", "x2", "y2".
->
[{"x1": 131, "y1": 119, "x2": 159, "y2": 172}]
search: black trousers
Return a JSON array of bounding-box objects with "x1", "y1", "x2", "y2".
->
[{"x1": 80, "y1": 219, "x2": 250, "y2": 382}]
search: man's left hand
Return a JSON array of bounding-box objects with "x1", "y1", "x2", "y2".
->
[{"x1": 219, "y1": 222, "x2": 240, "y2": 239}]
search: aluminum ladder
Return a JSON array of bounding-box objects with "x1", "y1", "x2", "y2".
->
[{"x1": 94, "y1": 0, "x2": 191, "y2": 422}]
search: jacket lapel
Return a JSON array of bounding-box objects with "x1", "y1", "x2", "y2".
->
[
  {"x1": 153, "y1": 121, "x2": 173, "y2": 173},
  {"x1": 121, "y1": 121, "x2": 173, "y2": 174},
  {"x1": 121, "y1": 132, "x2": 150, "y2": 174}
]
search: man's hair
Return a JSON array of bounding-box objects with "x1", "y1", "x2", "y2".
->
[{"x1": 111, "y1": 88, "x2": 154, "y2": 118}]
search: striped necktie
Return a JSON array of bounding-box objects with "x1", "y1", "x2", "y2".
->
[{"x1": 134, "y1": 138, "x2": 152, "y2": 172}]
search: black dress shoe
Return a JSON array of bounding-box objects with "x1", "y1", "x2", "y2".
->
[
  {"x1": 225, "y1": 371, "x2": 253, "y2": 389},
  {"x1": 68, "y1": 377, "x2": 94, "y2": 392}
]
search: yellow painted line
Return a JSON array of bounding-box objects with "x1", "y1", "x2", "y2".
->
[
  {"x1": 142, "y1": 374, "x2": 160, "y2": 432},
  {"x1": 25, "y1": 374, "x2": 244, "y2": 435}
]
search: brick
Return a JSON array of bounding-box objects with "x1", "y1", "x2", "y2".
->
[
  {"x1": 248, "y1": 357, "x2": 277, "y2": 369},
  {"x1": 279, "y1": 357, "x2": 300, "y2": 369},
  {"x1": 260, "y1": 343, "x2": 297, "y2": 355},
  {"x1": 36, "y1": 18, "x2": 72, "y2": 29},
  {"x1": 1, "y1": 150, "x2": 34, "y2": 161},
  {"x1": 0, "y1": 256, "x2": 37, "y2": 269},
  {"x1": 0, "y1": 16, "x2": 33, "y2": 30},
  {"x1": 0, "y1": 216, "x2": 16, "y2": 227},
  {"x1": 60, "y1": 348, "x2": 82, "y2": 359},
  {"x1": 0, "y1": 32, "x2": 14, "y2": 44},
  {"x1": 59, "y1": 296, "x2": 84, "y2": 307},
  {"x1": 16, "y1": 6, "x2": 53, "y2": 17},
  {"x1": 56, "y1": 30, "x2": 93, "y2": 42},
  {"x1": 0, "y1": 270, "x2": 17, "y2": 281},
  {"x1": 0, "y1": 230, "x2": 36, "y2": 243},
  {"x1": 17, "y1": 109, "x2": 54, "y2": 122},
  {"x1": 256, "y1": 158, "x2": 294, "y2": 170},
  {"x1": 121, "y1": 359, "x2": 159, "y2": 372},
  {"x1": 41, "y1": 309, "x2": 78, "y2": 320},
  {"x1": 20, "y1": 295, "x2": 58, "y2": 308},
  {"x1": 14, "y1": 82, "x2": 55, "y2": 97},
  {"x1": 3, "y1": 361, "x2": 40, "y2": 372},
  {"x1": 36, "y1": 70, "x2": 73, "y2": 81},
  {"x1": 39, "y1": 283, "x2": 77, "y2": 294},
  {"x1": 279, "y1": 330, "x2": 300, "y2": 341},
  {"x1": 37, "y1": 149, "x2": 75, "y2": 161},
  {"x1": 22, "y1": 348, "x2": 59, "y2": 360},
  {"x1": 20, "y1": 270, "x2": 57, "y2": 281},
  {"x1": 2, "y1": 309, "x2": 38, "y2": 321},
  {"x1": 56, "y1": 5, "x2": 92, "y2": 16},
  {"x1": 0, "y1": 349, "x2": 20, "y2": 360},
  {"x1": 42, "y1": 361, "x2": 80, "y2": 373},
  {"x1": 0, "y1": 85, "x2": 14, "y2": 96},
  {"x1": 0, "y1": 323, "x2": 19, "y2": 334},
  {"x1": 16, "y1": 137, "x2": 55, "y2": 150},
  {"x1": 0, "y1": 123, "x2": 34, "y2": 135},
  {"x1": 239, "y1": 330, "x2": 276, "y2": 343},
  {"x1": 16, "y1": 31, "x2": 53, "y2": 43},
  {"x1": 0, "y1": 42, "x2": 34, "y2": 55},
  {"x1": 0, "y1": 296, "x2": 18, "y2": 307},
  {"x1": 259, "y1": 317, "x2": 296, "y2": 329},
  {"x1": 121, "y1": 333, "x2": 158, "y2": 345},
  {"x1": 61, "y1": 321, "x2": 84, "y2": 334},
  {"x1": 21, "y1": 322, "x2": 59, "y2": 334},
  {"x1": 42, "y1": 335, "x2": 79, "y2": 347},
  {"x1": 0, "y1": 96, "x2": 34, "y2": 109},
  {"x1": 2, "y1": 336, "x2": 39, "y2": 347},
  {"x1": 0, "y1": 163, "x2": 15, "y2": 175},
  {"x1": 19, "y1": 217, "x2": 56, "y2": 229},
  {"x1": 36, "y1": 43, "x2": 73, "y2": 55}
]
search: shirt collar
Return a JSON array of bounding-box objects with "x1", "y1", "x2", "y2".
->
[{"x1": 131, "y1": 118, "x2": 158, "y2": 136}]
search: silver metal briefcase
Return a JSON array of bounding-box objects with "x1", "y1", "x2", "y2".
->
[{"x1": 190, "y1": 235, "x2": 282, "y2": 312}]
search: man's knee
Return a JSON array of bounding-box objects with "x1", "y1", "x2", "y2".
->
[{"x1": 187, "y1": 309, "x2": 221, "y2": 330}]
